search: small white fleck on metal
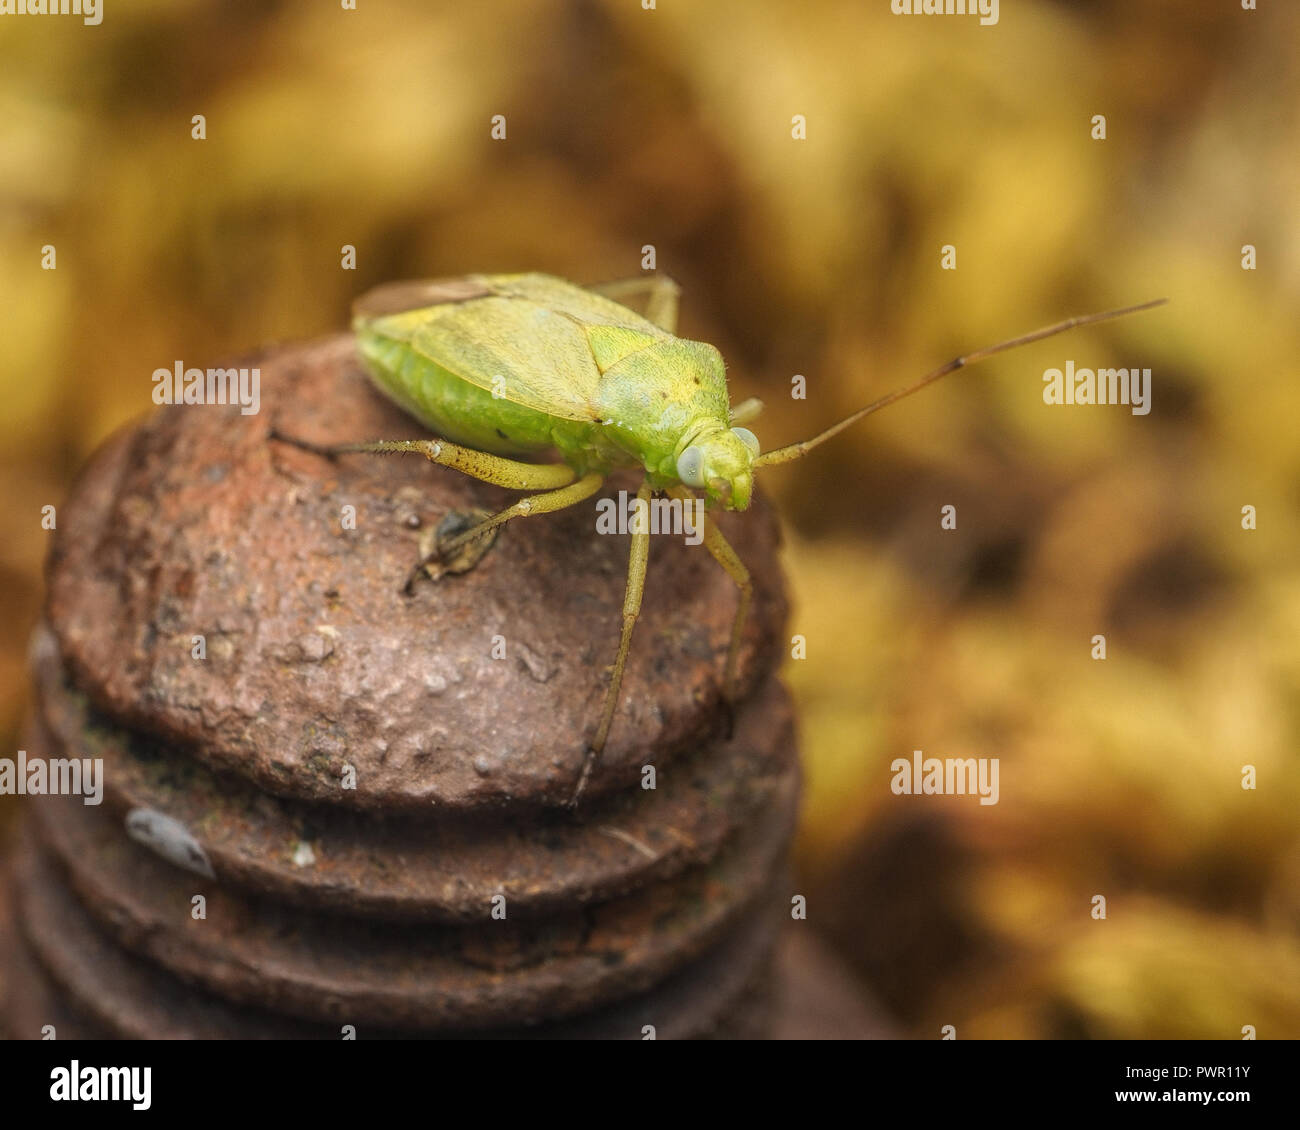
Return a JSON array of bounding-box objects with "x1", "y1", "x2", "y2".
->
[{"x1": 292, "y1": 841, "x2": 317, "y2": 868}]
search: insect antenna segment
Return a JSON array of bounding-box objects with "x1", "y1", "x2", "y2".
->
[{"x1": 754, "y1": 298, "x2": 1168, "y2": 468}]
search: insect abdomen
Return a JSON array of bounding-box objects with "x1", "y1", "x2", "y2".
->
[{"x1": 357, "y1": 329, "x2": 577, "y2": 457}]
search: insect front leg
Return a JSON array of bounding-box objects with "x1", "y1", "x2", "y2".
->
[
  {"x1": 272, "y1": 432, "x2": 599, "y2": 588},
  {"x1": 666, "y1": 485, "x2": 752, "y2": 739},
  {"x1": 428, "y1": 471, "x2": 605, "y2": 567},
  {"x1": 572, "y1": 477, "x2": 654, "y2": 808},
  {"x1": 588, "y1": 276, "x2": 680, "y2": 334}
]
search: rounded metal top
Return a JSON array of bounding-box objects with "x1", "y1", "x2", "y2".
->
[{"x1": 45, "y1": 335, "x2": 787, "y2": 811}]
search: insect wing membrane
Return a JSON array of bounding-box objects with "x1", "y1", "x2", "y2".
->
[
  {"x1": 352, "y1": 276, "x2": 493, "y2": 319},
  {"x1": 391, "y1": 296, "x2": 600, "y2": 422},
  {"x1": 355, "y1": 272, "x2": 674, "y2": 425},
  {"x1": 481, "y1": 273, "x2": 668, "y2": 335}
]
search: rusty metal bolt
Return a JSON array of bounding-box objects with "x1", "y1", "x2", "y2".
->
[{"x1": 5, "y1": 334, "x2": 814, "y2": 1038}]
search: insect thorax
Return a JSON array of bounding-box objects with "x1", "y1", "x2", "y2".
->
[{"x1": 590, "y1": 338, "x2": 732, "y2": 478}]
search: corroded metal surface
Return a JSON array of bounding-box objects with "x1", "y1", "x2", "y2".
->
[
  {"x1": 33, "y1": 624, "x2": 796, "y2": 923},
  {"x1": 14, "y1": 832, "x2": 784, "y2": 1040},
  {"x1": 17, "y1": 334, "x2": 803, "y2": 1039},
  {"x1": 45, "y1": 336, "x2": 788, "y2": 811},
  {"x1": 27, "y1": 767, "x2": 795, "y2": 1029},
  {"x1": 5, "y1": 925, "x2": 111, "y2": 1041}
]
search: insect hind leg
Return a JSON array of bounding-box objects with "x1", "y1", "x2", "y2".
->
[
  {"x1": 270, "y1": 430, "x2": 578, "y2": 491},
  {"x1": 588, "y1": 276, "x2": 681, "y2": 334}
]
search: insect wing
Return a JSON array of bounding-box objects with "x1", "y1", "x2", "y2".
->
[
  {"x1": 481, "y1": 273, "x2": 668, "y2": 335},
  {"x1": 352, "y1": 276, "x2": 493, "y2": 319},
  {"x1": 354, "y1": 273, "x2": 669, "y2": 423},
  {"x1": 403, "y1": 296, "x2": 603, "y2": 421}
]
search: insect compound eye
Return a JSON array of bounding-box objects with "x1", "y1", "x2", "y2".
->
[
  {"x1": 732, "y1": 427, "x2": 760, "y2": 457},
  {"x1": 676, "y1": 445, "x2": 706, "y2": 488}
]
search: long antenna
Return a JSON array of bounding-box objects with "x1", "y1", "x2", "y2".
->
[{"x1": 754, "y1": 297, "x2": 1168, "y2": 468}]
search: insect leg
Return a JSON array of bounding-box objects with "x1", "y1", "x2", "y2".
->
[
  {"x1": 571, "y1": 477, "x2": 654, "y2": 807},
  {"x1": 271, "y1": 432, "x2": 578, "y2": 491},
  {"x1": 667, "y1": 485, "x2": 751, "y2": 737},
  {"x1": 430, "y1": 471, "x2": 605, "y2": 565},
  {"x1": 588, "y1": 276, "x2": 681, "y2": 334}
]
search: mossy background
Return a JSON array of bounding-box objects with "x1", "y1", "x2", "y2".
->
[{"x1": 2, "y1": 0, "x2": 1297, "y2": 1037}]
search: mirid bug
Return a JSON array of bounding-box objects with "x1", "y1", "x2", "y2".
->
[{"x1": 275, "y1": 273, "x2": 1165, "y2": 804}]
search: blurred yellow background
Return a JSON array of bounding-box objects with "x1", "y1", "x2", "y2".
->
[{"x1": 2, "y1": 0, "x2": 1298, "y2": 1038}]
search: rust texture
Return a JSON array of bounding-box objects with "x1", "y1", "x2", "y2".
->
[
  {"x1": 44, "y1": 336, "x2": 787, "y2": 810},
  {"x1": 7, "y1": 334, "x2": 803, "y2": 1038}
]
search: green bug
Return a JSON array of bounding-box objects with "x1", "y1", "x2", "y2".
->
[{"x1": 277, "y1": 272, "x2": 1164, "y2": 803}]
